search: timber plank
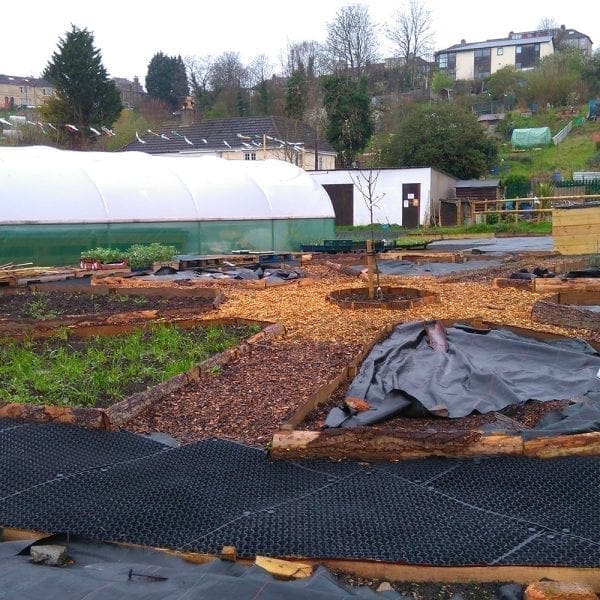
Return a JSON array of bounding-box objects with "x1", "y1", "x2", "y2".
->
[{"x1": 533, "y1": 278, "x2": 600, "y2": 292}]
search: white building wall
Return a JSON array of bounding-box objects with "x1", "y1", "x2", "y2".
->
[
  {"x1": 455, "y1": 51, "x2": 474, "y2": 80},
  {"x1": 310, "y1": 168, "x2": 457, "y2": 226},
  {"x1": 491, "y1": 46, "x2": 517, "y2": 72}
]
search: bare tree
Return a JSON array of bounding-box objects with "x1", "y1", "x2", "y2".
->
[
  {"x1": 350, "y1": 167, "x2": 385, "y2": 298},
  {"x1": 280, "y1": 40, "x2": 328, "y2": 77},
  {"x1": 185, "y1": 54, "x2": 215, "y2": 115},
  {"x1": 247, "y1": 54, "x2": 273, "y2": 88},
  {"x1": 537, "y1": 17, "x2": 560, "y2": 33},
  {"x1": 210, "y1": 51, "x2": 247, "y2": 90},
  {"x1": 386, "y1": 0, "x2": 434, "y2": 88},
  {"x1": 325, "y1": 3, "x2": 379, "y2": 77}
]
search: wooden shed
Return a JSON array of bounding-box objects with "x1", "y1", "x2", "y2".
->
[
  {"x1": 440, "y1": 179, "x2": 503, "y2": 226},
  {"x1": 455, "y1": 179, "x2": 502, "y2": 202}
]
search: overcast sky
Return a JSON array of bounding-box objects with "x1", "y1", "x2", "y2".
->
[{"x1": 3, "y1": 0, "x2": 597, "y2": 82}]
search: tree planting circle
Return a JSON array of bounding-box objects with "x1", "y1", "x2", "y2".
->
[{"x1": 327, "y1": 286, "x2": 439, "y2": 310}]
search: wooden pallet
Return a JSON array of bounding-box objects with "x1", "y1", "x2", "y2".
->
[{"x1": 0, "y1": 266, "x2": 77, "y2": 287}]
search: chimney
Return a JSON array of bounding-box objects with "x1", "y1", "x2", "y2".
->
[
  {"x1": 461, "y1": 39, "x2": 466, "y2": 45},
  {"x1": 181, "y1": 96, "x2": 195, "y2": 127}
]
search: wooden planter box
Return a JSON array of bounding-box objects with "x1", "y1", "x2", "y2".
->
[{"x1": 271, "y1": 318, "x2": 600, "y2": 461}]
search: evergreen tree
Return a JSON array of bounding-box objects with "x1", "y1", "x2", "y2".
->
[
  {"x1": 146, "y1": 52, "x2": 189, "y2": 111},
  {"x1": 41, "y1": 25, "x2": 122, "y2": 148},
  {"x1": 322, "y1": 75, "x2": 374, "y2": 168},
  {"x1": 285, "y1": 66, "x2": 308, "y2": 121}
]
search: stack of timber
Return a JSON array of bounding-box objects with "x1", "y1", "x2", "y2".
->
[
  {"x1": 553, "y1": 204, "x2": 600, "y2": 255},
  {"x1": 0, "y1": 263, "x2": 77, "y2": 287}
]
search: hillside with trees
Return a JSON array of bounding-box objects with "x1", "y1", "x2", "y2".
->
[{"x1": 2, "y1": 2, "x2": 599, "y2": 183}]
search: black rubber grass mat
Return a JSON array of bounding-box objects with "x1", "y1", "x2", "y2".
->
[
  {"x1": 0, "y1": 439, "x2": 338, "y2": 549},
  {"x1": 1, "y1": 430, "x2": 598, "y2": 567},
  {"x1": 0, "y1": 420, "x2": 166, "y2": 497},
  {"x1": 420, "y1": 456, "x2": 600, "y2": 539},
  {"x1": 193, "y1": 470, "x2": 539, "y2": 565}
]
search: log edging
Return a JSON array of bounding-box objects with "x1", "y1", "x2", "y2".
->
[
  {"x1": 0, "y1": 319, "x2": 285, "y2": 430},
  {"x1": 326, "y1": 286, "x2": 439, "y2": 310}
]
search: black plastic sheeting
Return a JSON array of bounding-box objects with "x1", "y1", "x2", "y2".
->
[
  {"x1": 326, "y1": 321, "x2": 600, "y2": 428},
  {"x1": 1, "y1": 422, "x2": 599, "y2": 567},
  {"x1": 347, "y1": 259, "x2": 504, "y2": 277},
  {"x1": 0, "y1": 537, "x2": 405, "y2": 599}
]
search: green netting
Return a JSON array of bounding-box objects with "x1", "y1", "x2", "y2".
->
[
  {"x1": 510, "y1": 127, "x2": 552, "y2": 148},
  {"x1": 0, "y1": 218, "x2": 335, "y2": 266}
]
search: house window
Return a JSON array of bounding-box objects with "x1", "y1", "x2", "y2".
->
[
  {"x1": 42, "y1": 88, "x2": 50, "y2": 96},
  {"x1": 514, "y1": 43, "x2": 540, "y2": 69},
  {"x1": 474, "y1": 48, "x2": 491, "y2": 80},
  {"x1": 318, "y1": 156, "x2": 323, "y2": 170},
  {"x1": 244, "y1": 152, "x2": 256, "y2": 161},
  {"x1": 497, "y1": 47, "x2": 504, "y2": 55},
  {"x1": 437, "y1": 52, "x2": 455, "y2": 73}
]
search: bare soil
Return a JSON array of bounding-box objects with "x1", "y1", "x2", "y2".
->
[
  {"x1": 298, "y1": 377, "x2": 570, "y2": 433},
  {"x1": 0, "y1": 290, "x2": 215, "y2": 321}
]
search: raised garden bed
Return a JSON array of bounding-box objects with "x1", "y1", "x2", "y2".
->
[
  {"x1": 0, "y1": 284, "x2": 223, "y2": 336},
  {"x1": 0, "y1": 317, "x2": 284, "y2": 430},
  {"x1": 326, "y1": 286, "x2": 439, "y2": 310},
  {"x1": 270, "y1": 318, "x2": 600, "y2": 461},
  {"x1": 532, "y1": 291, "x2": 600, "y2": 330}
]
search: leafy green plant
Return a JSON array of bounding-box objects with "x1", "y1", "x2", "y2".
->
[
  {"x1": 125, "y1": 243, "x2": 178, "y2": 269},
  {"x1": 533, "y1": 181, "x2": 555, "y2": 209},
  {"x1": 80, "y1": 247, "x2": 126, "y2": 263},
  {"x1": 80, "y1": 243, "x2": 177, "y2": 268}
]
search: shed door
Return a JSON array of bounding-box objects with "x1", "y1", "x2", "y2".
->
[
  {"x1": 323, "y1": 184, "x2": 353, "y2": 226},
  {"x1": 402, "y1": 183, "x2": 421, "y2": 228}
]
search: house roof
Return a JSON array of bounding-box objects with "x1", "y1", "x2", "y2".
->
[
  {"x1": 0, "y1": 74, "x2": 53, "y2": 87},
  {"x1": 455, "y1": 179, "x2": 501, "y2": 188},
  {"x1": 437, "y1": 35, "x2": 553, "y2": 54},
  {"x1": 121, "y1": 116, "x2": 336, "y2": 155}
]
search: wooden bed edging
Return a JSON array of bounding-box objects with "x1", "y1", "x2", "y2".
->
[
  {"x1": 321, "y1": 561, "x2": 600, "y2": 591},
  {"x1": 270, "y1": 429, "x2": 600, "y2": 461},
  {"x1": 0, "y1": 319, "x2": 285, "y2": 430},
  {"x1": 2, "y1": 528, "x2": 598, "y2": 591}
]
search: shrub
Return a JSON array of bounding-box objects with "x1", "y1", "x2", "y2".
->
[{"x1": 502, "y1": 173, "x2": 531, "y2": 199}]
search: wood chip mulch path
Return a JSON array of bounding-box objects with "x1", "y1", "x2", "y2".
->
[{"x1": 120, "y1": 260, "x2": 599, "y2": 447}]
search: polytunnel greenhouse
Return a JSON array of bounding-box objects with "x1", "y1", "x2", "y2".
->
[{"x1": 0, "y1": 146, "x2": 335, "y2": 266}]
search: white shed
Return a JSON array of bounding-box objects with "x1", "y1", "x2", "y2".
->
[{"x1": 310, "y1": 167, "x2": 457, "y2": 227}]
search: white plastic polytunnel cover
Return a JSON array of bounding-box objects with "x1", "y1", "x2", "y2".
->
[{"x1": 0, "y1": 146, "x2": 334, "y2": 224}]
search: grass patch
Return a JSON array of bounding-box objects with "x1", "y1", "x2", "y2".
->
[
  {"x1": 0, "y1": 323, "x2": 260, "y2": 408},
  {"x1": 403, "y1": 221, "x2": 551, "y2": 236}
]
